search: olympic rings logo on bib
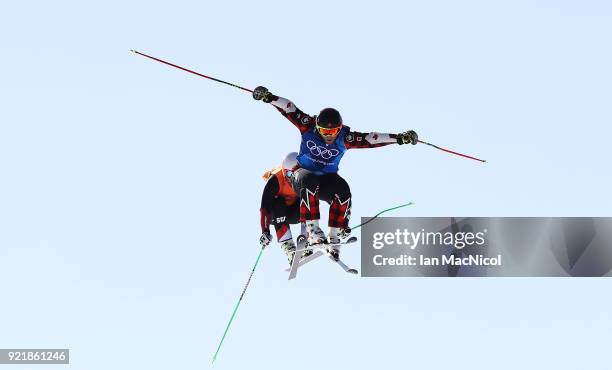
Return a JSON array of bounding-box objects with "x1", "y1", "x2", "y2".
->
[{"x1": 306, "y1": 140, "x2": 339, "y2": 160}]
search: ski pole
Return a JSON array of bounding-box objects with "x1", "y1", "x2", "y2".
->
[
  {"x1": 418, "y1": 139, "x2": 486, "y2": 163},
  {"x1": 131, "y1": 50, "x2": 253, "y2": 93},
  {"x1": 211, "y1": 245, "x2": 265, "y2": 363},
  {"x1": 214, "y1": 202, "x2": 412, "y2": 361},
  {"x1": 350, "y1": 202, "x2": 414, "y2": 230},
  {"x1": 131, "y1": 51, "x2": 484, "y2": 164}
]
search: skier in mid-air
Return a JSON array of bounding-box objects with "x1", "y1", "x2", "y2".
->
[
  {"x1": 259, "y1": 152, "x2": 311, "y2": 264},
  {"x1": 253, "y1": 86, "x2": 418, "y2": 259}
]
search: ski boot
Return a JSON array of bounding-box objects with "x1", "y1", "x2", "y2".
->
[
  {"x1": 296, "y1": 234, "x2": 312, "y2": 258},
  {"x1": 338, "y1": 227, "x2": 351, "y2": 240},
  {"x1": 327, "y1": 227, "x2": 343, "y2": 261},
  {"x1": 305, "y1": 221, "x2": 326, "y2": 246},
  {"x1": 280, "y1": 239, "x2": 296, "y2": 265},
  {"x1": 329, "y1": 227, "x2": 348, "y2": 244}
]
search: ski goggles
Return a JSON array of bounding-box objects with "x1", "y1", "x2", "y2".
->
[
  {"x1": 316, "y1": 124, "x2": 342, "y2": 137},
  {"x1": 283, "y1": 165, "x2": 299, "y2": 179}
]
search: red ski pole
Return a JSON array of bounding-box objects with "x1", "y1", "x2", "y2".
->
[
  {"x1": 418, "y1": 140, "x2": 486, "y2": 163},
  {"x1": 132, "y1": 50, "x2": 486, "y2": 164},
  {"x1": 131, "y1": 50, "x2": 253, "y2": 93}
]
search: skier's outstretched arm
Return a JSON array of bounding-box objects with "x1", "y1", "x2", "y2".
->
[
  {"x1": 252, "y1": 86, "x2": 313, "y2": 134},
  {"x1": 345, "y1": 130, "x2": 418, "y2": 149}
]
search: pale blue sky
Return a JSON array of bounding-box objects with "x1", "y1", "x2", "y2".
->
[{"x1": 1, "y1": 1, "x2": 611, "y2": 369}]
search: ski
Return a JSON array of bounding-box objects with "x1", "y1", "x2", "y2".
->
[
  {"x1": 316, "y1": 244, "x2": 359, "y2": 275},
  {"x1": 286, "y1": 236, "x2": 357, "y2": 271},
  {"x1": 288, "y1": 235, "x2": 308, "y2": 280},
  {"x1": 301, "y1": 236, "x2": 358, "y2": 252},
  {"x1": 286, "y1": 236, "x2": 358, "y2": 278}
]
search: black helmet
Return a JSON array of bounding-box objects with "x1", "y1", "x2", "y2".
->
[{"x1": 316, "y1": 108, "x2": 342, "y2": 128}]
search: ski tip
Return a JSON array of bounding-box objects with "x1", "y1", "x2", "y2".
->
[
  {"x1": 348, "y1": 269, "x2": 359, "y2": 275},
  {"x1": 130, "y1": 49, "x2": 137, "y2": 54}
]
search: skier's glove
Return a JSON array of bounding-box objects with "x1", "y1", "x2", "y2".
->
[
  {"x1": 253, "y1": 86, "x2": 274, "y2": 103},
  {"x1": 259, "y1": 231, "x2": 272, "y2": 248},
  {"x1": 397, "y1": 130, "x2": 418, "y2": 145}
]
